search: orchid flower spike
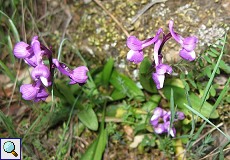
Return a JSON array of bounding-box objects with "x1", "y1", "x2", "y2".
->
[
  {"x1": 150, "y1": 107, "x2": 185, "y2": 137},
  {"x1": 169, "y1": 20, "x2": 198, "y2": 61},
  {"x1": 52, "y1": 59, "x2": 89, "y2": 85},
  {"x1": 13, "y1": 36, "x2": 45, "y2": 67},
  {"x1": 126, "y1": 28, "x2": 163, "y2": 64}
]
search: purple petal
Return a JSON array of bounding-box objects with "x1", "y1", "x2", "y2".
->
[
  {"x1": 176, "y1": 111, "x2": 185, "y2": 120},
  {"x1": 182, "y1": 36, "x2": 198, "y2": 52},
  {"x1": 127, "y1": 28, "x2": 163, "y2": 51},
  {"x1": 163, "y1": 111, "x2": 171, "y2": 123},
  {"x1": 31, "y1": 36, "x2": 41, "y2": 55},
  {"x1": 169, "y1": 20, "x2": 184, "y2": 44},
  {"x1": 154, "y1": 123, "x2": 166, "y2": 134},
  {"x1": 150, "y1": 107, "x2": 164, "y2": 126},
  {"x1": 34, "y1": 86, "x2": 49, "y2": 102},
  {"x1": 164, "y1": 121, "x2": 176, "y2": 137},
  {"x1": 154, "y1": 39, "x2": 162, "y2": 66},
  {"x1": 31, "y1": 65, "x2": 50, "y2": 86},
  {"x1": 52, "y1": 59, "x2": 71, "y2": 76},
  {"x1": 153, "y1": 107, "x2": 164, "y2": 117},
  {"x1": 31, "y1": 36, "x2": 44, "y2": 64},
  {"x1": 150, "y1": 119, "x2": 158, "y2": 127},
  {"x1": 127, "y1": 50, "x2": 144, "y2": 64},
  {"x1": 179, "y1": 49, "x2": 196, "y2": 61},
  {"x1": 152, "y1": 73, "x2": 165, "y2": 89},
  {"x1": 156, "y1": 64, "x2": 173, "y2": 75},
  {"x1": 127, "y1": 36, "x2": 142, "y2": 51},
  {"x1": 13, "y1": 42, "x2": 32, "y2": 58},
  {"x1": 142, "y1": 28, "x2": 163, "y2": 48},
  {"x1": 69, "y1": 66, "x2": 88, "y2": 84},
  {"x1": 20, "y1": 84, "x2": 39, "y2": 100}
]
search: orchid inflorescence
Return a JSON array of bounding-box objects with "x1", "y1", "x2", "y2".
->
[
  {"x1": 126, "y1": 20, "x2": 198, "y2": 89},
  {"x1": 14, "y1": 36, "x2": 89, "y2": 102},
  {"x1": 150, "y1": 107, "x2": 185, "y2": 137}
]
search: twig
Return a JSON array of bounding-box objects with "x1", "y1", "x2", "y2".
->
[
  {"x1": 131, "y1": 0, "x2": 168, "y2": 24},
  {"x1": 93, "y1": 0, "x2": 130, "y2": 37},
  {"x1": 200, "y1": 146, "x2": 230, "y2": 160}
]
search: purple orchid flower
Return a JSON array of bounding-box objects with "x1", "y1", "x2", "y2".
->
[
  {"x1": 150, "y1": 107, "x2": 166, "y2": 127},
  {"x1": 52, "y1": 59, "x2": 89, "y2": 85},
  {"x1": 152, "y1": 39, "x2": 173, "y2": 89},
  {"x1": 150, "y1": 107, "x2": 185, "y2": 137},
  {"x1": 169, "y1": 20, "x2": 198, "y2": 61},
  {"x1": 126, "y1": 28, "x2": 163, "y2": 64},
  {"x1": 20, "y1": 80, "x2": 48, "y2": 102},
  {"x1": 69, "y1": 66, "x2": 89, "y2": 85},
  {"x1": 13, "y1": 36, "x2": 45, "y2": 67},
  {"x1": 31, "y1": 64, "x2": 51, "y2": 87},
  {"x1": 34, "y1": 85, "x2": 49, "y2": 102}
]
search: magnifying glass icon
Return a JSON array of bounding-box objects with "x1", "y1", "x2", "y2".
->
[{"x1": 3, "y1": 141, "x2": 18, "y2": 157}]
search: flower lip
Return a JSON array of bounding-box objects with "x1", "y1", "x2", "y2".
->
[
  {"x1": 127, "y1": 50, "x2": 144, "y2": 64},
  {"x1": 182, "y1": 36, "x2": 198, "y2": 52},
  {"x1": 31, "y1": 64, "x2": 50, "y2": 86},
  {"x1": 152, "y1": 73, "x2": 165, "y2": 89},
  {"x1": 34, "y1": 86, "x2": 49, "y2": 102},
  {"x1": 31, "y1": 64, "x2": 50, "y2": 79},
  {"x1": 20, "y1": 84, "x2": 39, "y2": 100},
  {"x1": 13, "y1": 42, "x2": 32, "y2": 58},
  {"x1": 69, "y1": 66, "x2": 89, "y2": 84},
  {"x1": 154, "y1": 123, "x2": 166, "y2": 134},
  {"x1": 179, "y1": 49, "x2": 196, "y2": 61}
]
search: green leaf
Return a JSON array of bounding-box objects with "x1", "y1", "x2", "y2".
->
[
  {"x1": 163, "y1": 80, "x2": 219, "y2": 118},
  {"x1": 102, "y1": 58, "x2": 114, "y2": 86},
  {"x1": 207, "y1": 51, "x2": 217, "y2": 57},
  {"x1": 110, "y1": 70, "x2": 145, "y2": 101},
  {"x1": 80, "y1": 129, "x2": 107, "y2": 160},
  {"x1": 219, "y1": 60, "x2": 230, "y2": 74},
  {"x1": 78, "y1": 106, "x2": 98, "y2": 131},
  {"x1": 80, "y1": 98, "x2": 107, "y2": 160},
  {"x1": 203, "y1": 67, "x2": 212, "y2": 78},
  {"x1": 110, "y1": 89, "x2": 126, "y2": 101},
  {"x1": 203, "y1": 55, "x2": 212, "y2": 63},
  {"x1": 142, "y1": 95, "x2": 161, "y2": 111},
  {"x1": 210, "y1": 47, "x2": 219, "y2": 56},
  {"x1": 139, "y1": 57, "x2": 158, "y2": 93}
]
